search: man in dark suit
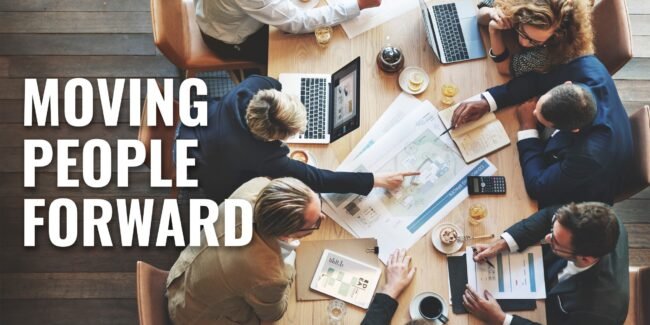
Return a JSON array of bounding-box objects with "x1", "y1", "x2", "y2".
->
[
  {"x1": 463, "y1": 202, "x2": 629, "y2": 325},
  {"x1": 176, "y1": 75, "x2": 417, "y2": 204},
  {"x1": 451, "y1": 55, "x2": 633, "y2": 208}
]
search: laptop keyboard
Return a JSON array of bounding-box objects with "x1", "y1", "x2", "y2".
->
[
  {"x1": 432, "y1": 3, "x2": 470, "y2": 62},
  {"x1": 299, "y1": 77, "x2": 328, "y2": 140}
]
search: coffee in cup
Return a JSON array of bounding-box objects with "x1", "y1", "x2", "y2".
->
[{"x1": 419, "y1": 295, "x2": 448, "y2": 323}]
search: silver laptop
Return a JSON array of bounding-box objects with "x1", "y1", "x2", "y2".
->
[
  {"x1": 419, "y1": 0, "x2": 486, "y2": 64},
  {"x1": 279, "y1": 57, "x2": 361, "y2": 144}
]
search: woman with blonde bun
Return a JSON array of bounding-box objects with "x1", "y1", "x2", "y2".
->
[{"x1": 176, "y1": 75, "x2": 417, "y2": 204}]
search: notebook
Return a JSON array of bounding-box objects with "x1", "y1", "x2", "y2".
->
[{"x1": 438, "y1": 103, "x2": 510, "y2": 163}]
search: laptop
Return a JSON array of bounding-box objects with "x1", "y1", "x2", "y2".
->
[
  {"x1": 279, "y1": 57, "x2": 361, "y2": 144},
  {"x1": 419, "y1": 0, "x2": 486, "y2": 64}
]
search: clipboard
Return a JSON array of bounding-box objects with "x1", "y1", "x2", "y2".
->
[
  {"x1": 296, "y1": 238, "x2": 379, "y2": 301},
  {"x1": 447, "y1": 254, "x2": 536, "y2": 314}
]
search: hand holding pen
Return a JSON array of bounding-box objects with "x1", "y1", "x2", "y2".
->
[{"x1": 472, "y1": 246, "x2": 495, "y2": 268}]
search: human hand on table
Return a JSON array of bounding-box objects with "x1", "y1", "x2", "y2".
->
[
  {"x1": 357, "y1": 0, "x2": 381, "y2": 10},
  {"x1": 450, "y1": 99, "x2": 491, "y2": 128},
  {"x1": 373, "y1": 171, "x2": 420, "y2": 190},
  {"x1": 379, "y1": 249, "x2": 416, "y2": 299},
  {"x1": 516, "y1": 98, "x2": 539, "y2": 131},
  {"x1": 472, "y1": 239, "x2": 508, "y2": 263},
  {"x1": 463, "y1": 285, "x2": 507, "y2": 325}
]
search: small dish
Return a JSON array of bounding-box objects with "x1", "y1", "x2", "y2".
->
[
  {"x1": 292, "y1": 0, "x2": 319, "y2": 9},
  {"x1": 399, "y1": 66, "x2": 430, "y2": 95},
  {"x1": 431, "y1": 223, "x2": 464, "y2": 255},
  {"x1": 409, "y1": 292, "x2": 449, "y2": 324}
]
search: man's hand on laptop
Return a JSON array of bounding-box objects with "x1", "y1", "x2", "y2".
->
[
  {"x1": 451, "y1": 99, "x2": 490, "y2": 128},
  {"x1": 358, "y1": 0, "x2": 381, "y2": 10},
  {"x1": 373, "y1": 171, "x2": 421, "y2": 190}
]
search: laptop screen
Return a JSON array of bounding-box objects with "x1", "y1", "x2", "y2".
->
[{"x1": 329, "y1": 57, "x2": 361, "y2": 143}]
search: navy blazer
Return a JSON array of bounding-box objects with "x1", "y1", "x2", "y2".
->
[
  {"x1": 505, "y1": 206, "x2": 629, "y2": 325},
  {"x1": 487, "y1": 55, "x2": 633, "y2": 208},
  {"x1": 176, "y1": 75, "x2": 373, "y2": 203}
]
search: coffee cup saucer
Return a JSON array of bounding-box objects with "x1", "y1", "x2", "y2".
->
[
  {"x1": 409, "y1": 292, "x2": 449, "y2": 324},
  {"x1": 431, "y1": 223, "x2": 464, "y2": 255}
]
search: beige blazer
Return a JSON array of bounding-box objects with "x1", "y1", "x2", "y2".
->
[{"x1": 166, "y1": 178, "x2": 296, "y2": 325}]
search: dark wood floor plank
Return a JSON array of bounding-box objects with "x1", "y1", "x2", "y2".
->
[
  {"x1": 8, "y1": 56, "x2": 178, "y2": 78},
  {"x1": 0, "y1": 0, "x2": 149, "y2": 12},
  {"x1": 627, "y1": 223, "x2": 650, "y2": 248},
  {"x1": 0, "y1": 245, "x2": 180, "y2": 273},
  {"x1": 0, "y1": 123, "x2": 138, "y2": 147},
  {"x1": 0, "y1": 299, "x2": 138, "y2": 325},
  {"x1": 615, "y1": 199, "x2": 650, "y2": 223},
  {"x1": 0, "y1": 12, "x2": 152, "y2": 33},
  {"x1": 632, "y1": 36, "x2": 650, "y2": 58},
  {"x1": 0, "y1": 77, "x2": 183, "y2": 100},
  {"x1": 628, "y1": 0, "x2": 650, "y2": 15},
  {"x1": 1, "y1": 99, "x2": 141, "y2": 124},
  {"x1": 631, "y1": 186, "x2": 650, "y2": 200},
  {"x1": 614, "y1": 80, "x2": 650, "y2": 102},
  {"x1": 614, "y1": 58, "x2": 650, "y2": 80},
  {"x1": 0, "y1": 273, "x2": 135, "y2": 299},
  {"x1": 630, "y1": 248, "x2": 650, "y2": 266},
  {"x1": 0, "y1": 34, "x2": 156, "y2": 56},
  {"x1": 0, "y1": 57, "x2": 8, "y2": 77},
  {"x1": 630, "y1": 15, "x2": 650, "y2": 36}
]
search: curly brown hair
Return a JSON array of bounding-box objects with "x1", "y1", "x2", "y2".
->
[{"x1": 496, "y1": 0, "x2": 594, "y2": 66}]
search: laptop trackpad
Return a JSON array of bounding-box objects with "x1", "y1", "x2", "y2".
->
[{"x1": 461, "y1": 17, "x2": 481, "y2": 42}]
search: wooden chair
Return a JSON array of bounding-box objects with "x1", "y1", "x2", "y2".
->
[
  {"x1": 137, "y1": 91, "x2": 180, "y2": 196},
  {"x1": 615, "y1": 105, "x2": 650, "y2": 202},
  {"x1": 592, "y1": 0, "x2": 633, "y2": 75},
  {"x1": 625, "y1": 266, "x2": 650, "y2": 325},
  {"x1": 150, "y1": 0, "x2": 265, "y2": 80},
  {"x1": 136, "y1": 261, "x2": 172, "y2": 325}
]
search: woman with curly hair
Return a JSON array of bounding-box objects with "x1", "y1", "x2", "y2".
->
[{"x1": 477, "y1": 0, "x2": 594, "y2": 77}]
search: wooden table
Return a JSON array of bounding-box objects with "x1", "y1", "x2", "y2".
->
[{"x1": 268, "y1": 3, "x2": 545, "y2": 324}]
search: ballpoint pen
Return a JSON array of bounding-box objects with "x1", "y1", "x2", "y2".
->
[
  {"x1": 439, "y1": 125, "x2": 454, "y2": 137},
  {"x1": 472, "y1": 247, "x2": 495, "y2": 268}
]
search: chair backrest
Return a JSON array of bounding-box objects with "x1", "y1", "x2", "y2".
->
[
  {"x1": 616, "y1": 105, "x2": 650, "y2": 202},
  {"x1": 592, "y1": 0, "x2": 633, "y2": 75},
  {"x1": 626, "y1": 266, "x2": 650, "y2": 325},
  {"x1": 150, "y1": 0, "x2": 190, "y2": 68},
  {"x1": 137, "y1": 88, "x2": 180, "y2": 185},
  {"x1": 136, "y1": 261, "x2": 172, "y2": 325}
]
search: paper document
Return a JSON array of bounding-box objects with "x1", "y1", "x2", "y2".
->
[
  {"x1": 326, "y1": 0, "x2": 418, "y2": 38},
  {"x1": 323, "y1": 99, "x2": 496, "y2": 263},
  {"x1": 466, "y1": 246, "x2": 546, "y2": 299},
  {"x1": 310, "y1": 249, "x2": 382, "y2": 308}
]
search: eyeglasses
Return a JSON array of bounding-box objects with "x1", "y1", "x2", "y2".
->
[
  {"x1": 515, "y1": 24, "x2": 549, "y2": 47},
  {"x1": 297, "y1": 194, "x2": 324, "y2": 232},
  {"x1": 549, "y1": 214, "x2": 576, "y2": 256}
]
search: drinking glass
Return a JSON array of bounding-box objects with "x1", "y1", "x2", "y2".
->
[
  {"x1": 468, "y1": 203, "x2": 488, "y2": 225},
  {"x1": 327, "y1": 299, "x2": 347, "y2": 324},
  {"x1": 315, "y1": 25, "x2": 333, "y2": 47}
]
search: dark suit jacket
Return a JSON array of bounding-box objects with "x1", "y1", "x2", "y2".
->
[
  {"x1": 487, "y1": 55, "x2": 633, "y2": 208},
  {"x1": 361, "y1": 293, "x2": 398, "y2": 325},
  {"x1": 505, "y1": 206, "x2": 629, "y2": 325},
  {"x1": 176, "y1": 75, "x2": 373, "y2": 203}
]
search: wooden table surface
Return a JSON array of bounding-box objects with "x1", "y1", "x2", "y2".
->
[{"x1": 268, "y1": 3, "x2": 545, "y2": 323}]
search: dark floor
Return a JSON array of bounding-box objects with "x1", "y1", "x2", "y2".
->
[{"x1": 0, "y1": 0, "x2": 648, "y2": 324}]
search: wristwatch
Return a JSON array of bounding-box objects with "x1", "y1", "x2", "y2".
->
[{"x1": 489, "y1": 48, "x2": 510, "y2": 63}]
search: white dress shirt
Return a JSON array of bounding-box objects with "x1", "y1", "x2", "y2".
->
[
  {"x1": 500, "y1": 232, "x2": 595, "y2": 325},
  {"x1": 277, "y1": 238, "x2": 301, "y2": 266},
  {"x1": 195, "y1": 0, "x2": 361, "y2": 44}
]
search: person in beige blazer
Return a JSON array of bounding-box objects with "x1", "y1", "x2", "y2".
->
[{"x1": 166, "y1": 177, "x2": 324, "y2": 324}]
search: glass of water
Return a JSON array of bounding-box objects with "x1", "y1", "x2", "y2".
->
[
  {"x1": 315, "y1": 25, "x2": 333, "y2": 47},
  {"x1": 327, "y1": 299, "x2": 347, "y2": 324}
]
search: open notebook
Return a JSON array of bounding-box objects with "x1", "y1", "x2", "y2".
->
[{"x1": 438, "y1": 104, "x2": 510, "y2": 163}]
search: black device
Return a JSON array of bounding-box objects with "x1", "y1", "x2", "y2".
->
[{"x1": 467, "y1": 176, "x2": 506, "y2": 195}]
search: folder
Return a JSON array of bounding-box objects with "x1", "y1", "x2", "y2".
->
[
  {"x1": 295, "y1": 238, "x2": 379, "y2": 301},
  {"x1": 447, "y1": 254, "x2": 536, "y2": 314}
]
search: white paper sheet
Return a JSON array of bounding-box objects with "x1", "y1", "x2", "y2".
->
[
  {"x1": 466, "y1": 246, "x2": 547, "y2": 299},
  {"x1": 326, "y1": 0, "x2": 419, "y2": 38}
]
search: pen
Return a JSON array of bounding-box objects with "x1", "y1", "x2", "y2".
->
[
  {"x1": 439, "y1": 125, "x2": 454, "y2": 137},
  {"x1": 472, "y1": 247, "x2": 495, "y2": 269}
]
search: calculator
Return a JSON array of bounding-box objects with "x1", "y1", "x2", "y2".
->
[{"x1": 467, "y1": 176, "x2": 506, "y2": 195}]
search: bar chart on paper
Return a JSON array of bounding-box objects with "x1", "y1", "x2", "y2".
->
[{"x1": 466, "y1": 246, "x2": 547, "y2": 299}]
